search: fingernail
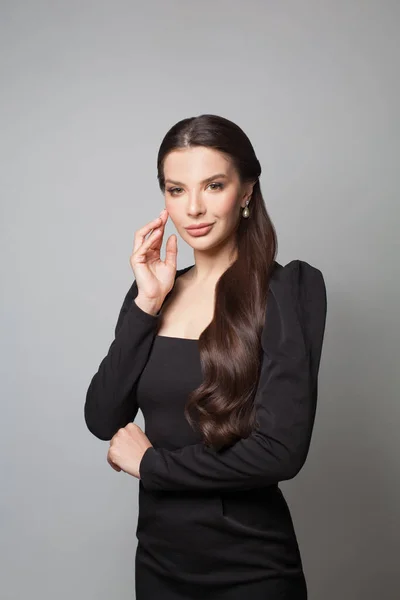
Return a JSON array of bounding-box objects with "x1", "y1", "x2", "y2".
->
[{"x1": 159, "y1": 208, "x2": 166, "y2": 215}]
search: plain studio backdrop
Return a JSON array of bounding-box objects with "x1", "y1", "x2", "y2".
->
[{"x1": 1, "y1": 1, "x2": 398, "y2": 599}]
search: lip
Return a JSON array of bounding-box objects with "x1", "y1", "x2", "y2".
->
[
  {"x1": 185, "y1": 223, "x2": 214, "y2": 230},
  {"x1": 185, "y1": 223, "x2": 214, "y2": 237}
]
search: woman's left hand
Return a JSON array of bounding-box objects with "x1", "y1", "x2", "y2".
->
[{"x1": 107, "y1": 423, "x2": 153, "y2": 478}]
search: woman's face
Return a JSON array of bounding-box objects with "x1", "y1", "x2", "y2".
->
[{"x1": 163, "y1": 146, "x2": 251, "y2": 248}]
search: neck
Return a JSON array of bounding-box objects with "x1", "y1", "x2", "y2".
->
[{"x1": 189, "y1": 242, "x2": 238, "y2": 285}]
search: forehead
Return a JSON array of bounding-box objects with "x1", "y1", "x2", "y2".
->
[{"x1": 164, "y1": 146, "x2": 234, "y2": 180}]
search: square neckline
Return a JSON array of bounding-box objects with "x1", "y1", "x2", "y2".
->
[{"x1": 155, "y1": 334, "x2": 199, "y2": 341}]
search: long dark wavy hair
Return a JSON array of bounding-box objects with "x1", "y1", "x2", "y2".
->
[{"x1": 157, "y1": 114, "x2": 277, "y2": 451}]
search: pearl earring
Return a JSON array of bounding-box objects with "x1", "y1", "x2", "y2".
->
[{"x1": 242, "y1": 198, "x2": 250, "y2": 218}]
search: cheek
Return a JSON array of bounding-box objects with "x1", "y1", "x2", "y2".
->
[
  {"x1": 164, "y1": 200, "x2": 181, "y2": 226},
  {"x1": 217, "y1": 194, "x2": 240, "y2": 218},
  {"x1": 165, "y1": 199, "x2": 177, "y2": 217}
]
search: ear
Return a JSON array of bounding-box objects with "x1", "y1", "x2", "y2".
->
[{"x1": 240, "y1": 179, "x2": 257, "y2": 207}]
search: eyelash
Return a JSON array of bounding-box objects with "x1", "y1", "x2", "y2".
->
[{"x1": 166, "y1": 182, "x2": 224, "y2": 196}]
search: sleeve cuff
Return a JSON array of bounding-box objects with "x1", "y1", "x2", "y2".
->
[
  {"x1": 128, "y1": 297, "x2": 161, "y2": 326},
  {"x1": 139, "y1": 446, "x2": 162, "y2": 490}
]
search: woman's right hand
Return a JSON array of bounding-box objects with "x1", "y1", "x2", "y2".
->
[{"x1": 130, "y1": 208, "x2": 177, "y2": 308}]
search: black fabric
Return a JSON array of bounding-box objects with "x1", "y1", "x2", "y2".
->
[{"x1": 85, "y1": 259, "x2": 327, "y2": 598}]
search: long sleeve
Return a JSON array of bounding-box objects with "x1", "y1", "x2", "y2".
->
[
  {"x1": 139, "y1": 260, "x2": 327, "y2": 492},
  {"x1": 84, "y1": 279, "x2": 160, "y2": 441}
]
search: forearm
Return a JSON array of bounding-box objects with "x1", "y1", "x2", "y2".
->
[{"x1": 84, "y1": 292, "x2": 160, "y2": 441}]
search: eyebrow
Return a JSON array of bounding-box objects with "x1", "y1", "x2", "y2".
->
[{"x1": 165, "y1": 173, "x2": 228, "y2": 186}]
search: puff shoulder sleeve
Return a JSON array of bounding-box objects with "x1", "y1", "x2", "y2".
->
[
  {"x1": 139, "y1": 259, "x2": 327, "y2": 491},
  {"x1": 84, "y1": 279, "x2": 160, "y2": 441}
]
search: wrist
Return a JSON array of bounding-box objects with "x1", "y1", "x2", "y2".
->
[{"x1": 134, "y1": 294, "x2": 162, "y2": 317}]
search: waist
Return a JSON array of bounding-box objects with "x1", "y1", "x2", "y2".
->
[{"x1": 136, "y1": 483, "x2": 303, "y2": 584}]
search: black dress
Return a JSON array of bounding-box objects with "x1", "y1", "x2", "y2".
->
[{"x1": 84, "y1": 260, "x2": 327, "y2": 599}]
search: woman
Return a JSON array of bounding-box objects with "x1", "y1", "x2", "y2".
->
[{"x1": 84, "y1": 114, "x2": 327, "y2": 599}]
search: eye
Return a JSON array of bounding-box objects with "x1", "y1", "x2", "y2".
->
[
  {"x1": 167, "y1": 187, "x2": 183, "y2": 196},
  {"x1": 166, "y1": 182, "x2": 224, "y2": 196}
]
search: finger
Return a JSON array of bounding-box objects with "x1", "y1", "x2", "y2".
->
[
  {"x1": 133, "y1": 216, "x2": 163, "y2": 254},
  {"x1": 133, "y1": 227, "x2": 163, "y2": 263},
  {"x1": 107, "y1": 454, "x2": 121, "y2": 472},
  {"x1": 134, "y1": 210, "x2": 168, "y2": 254},
  {"x1": 125, "y1": 422, "x2": 137, "y2": 431},
  {"x1": 164, "y1": 234, "x2": 178, "y2": 270}
]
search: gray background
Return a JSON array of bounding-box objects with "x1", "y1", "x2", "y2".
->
[{"x1": 1, "y1": 1, "x2": 399, "y2": 598}]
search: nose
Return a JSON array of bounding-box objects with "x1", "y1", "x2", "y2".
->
[{"x1": 186, "y1": 190, "x2": 206, "y2": 216}]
